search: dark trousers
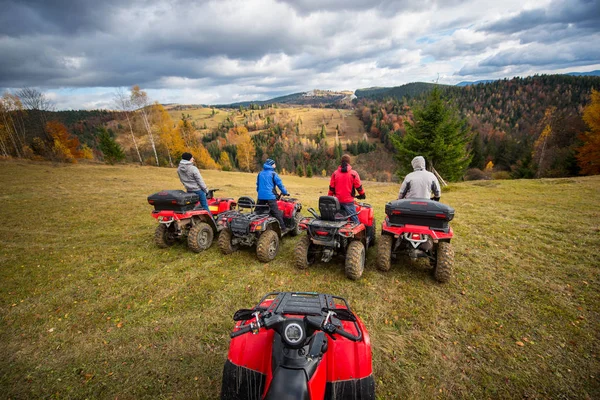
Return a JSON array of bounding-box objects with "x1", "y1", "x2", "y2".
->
[
  {"x1": 189, "y1": 190, "x2": 214, "y2": 218},
  {"x1": 257, "y1": 199, "x2": 285, "y2": 228},
  {"x1": 340, "y1": 202, "x2": 359, "y2": 223}
]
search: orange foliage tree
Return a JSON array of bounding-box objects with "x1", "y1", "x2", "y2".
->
[
  {"x1": 577, "y1": 89, "x2": 600, "y2": 175},
  {"x1": 45, "y1": 121, "x2": 82, "y2": 162}
]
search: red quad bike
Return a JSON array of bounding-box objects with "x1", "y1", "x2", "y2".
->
[
  {"x1": 147, "y1": 189, "x2": 236, "y2": 252},
  {"x1": 376, "y1": 199, "x2": 455, "y2": 282},
  {"x1": 221, "y1": 291, "x2": 375, "y2": 400},
  {"x1": 295, "y1": 196, "x2": 375, "y2": 280},
  {"x1": 217, "y1": 195, "x2": 303, "y2": 262}
]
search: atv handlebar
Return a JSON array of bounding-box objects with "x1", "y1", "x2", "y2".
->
[{"x1": 230, "y1": 324, "x2": 253, "y2": 338}]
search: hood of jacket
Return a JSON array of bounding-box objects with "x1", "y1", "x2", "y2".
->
[
  {"x1": 263, "y1": 162, "x2": 275, "y2": 170},
  {"x1": 338, "y1": 164, "x2": 353, "y2": 173},
  {"x1": 179, "y1": 159, "x2": 193, "y2": 166},
  {"x1": 411, "y1": 156, "x2": 426, "y2": 171}
]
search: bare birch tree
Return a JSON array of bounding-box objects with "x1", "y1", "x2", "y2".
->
[
  {"x1": 113, "y1": 87, "x2": 143, "y2": 164},
  {"x1": 130, "y1": 85, "x2": 159, "y2": 166}
]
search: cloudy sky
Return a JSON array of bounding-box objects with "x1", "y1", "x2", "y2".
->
[{"x1": 1, "y1": 0, "x2": 599, "y2": 109}]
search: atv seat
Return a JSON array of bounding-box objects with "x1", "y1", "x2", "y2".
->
[
  {"x1": 319, "y1": 196, "x2": 342, "y2": 221},
  {"x1": 237, "y1": 196, "x2": 256, "y2": 210}
]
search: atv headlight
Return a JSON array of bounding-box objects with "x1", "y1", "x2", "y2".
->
[{"x1": 283, "y1": 322, "x2": 305, "y2": 347}]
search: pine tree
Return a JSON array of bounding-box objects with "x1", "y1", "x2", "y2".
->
[
  {"x1": 391, "y1": 87, "x2": 472, "y2": 181},
  {"x1": 98, "y1": 127, "x2": 125, "y2": 164},
  {"x1": 306, "y1": 165, "x2": 313, "y2": 177}
]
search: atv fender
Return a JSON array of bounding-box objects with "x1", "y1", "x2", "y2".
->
[{"x1": 193, "y1": 214, "x2": 218, "y2": 233}]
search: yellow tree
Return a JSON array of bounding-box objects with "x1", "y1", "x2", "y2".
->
[
  {"x1": 236, "y1": 132, "x2": 256, "y2": 172},
  {"x1": 577, "y1": 89, "x2": 600, "y2": 175},
  {"x1": 191, "y1": 144, "x2": 220, "y2": 170},
  {"x1": 532, "y1": 107, "x2": 555, "y2": 178},
  {"x1": 152, "y1": 103, "x2": 182, "y2": 167},
  {"x1": 45, "y1": 121, "x2": 81, "y2": 162},
  {"x1": 219, "y1": 151, "x2": 232, "y2": 171}
]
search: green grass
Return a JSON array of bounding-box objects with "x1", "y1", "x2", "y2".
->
[{"x1": 1, "y1": 160, "x2": 599, "y2": 399}]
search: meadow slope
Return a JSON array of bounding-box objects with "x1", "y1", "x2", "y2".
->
[{"x1": 1, "y1": 160, "x2": 599, "y2": 399}]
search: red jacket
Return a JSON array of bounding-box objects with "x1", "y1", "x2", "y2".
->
[{"x1": 328, "y1": 165, "x2": 364, "y2": 203}]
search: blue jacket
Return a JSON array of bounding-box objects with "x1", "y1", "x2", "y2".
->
[{"x1": 257, "y1": 163, "x2": 288, "y2": 200}]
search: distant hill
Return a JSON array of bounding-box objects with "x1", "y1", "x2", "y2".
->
[
  {"x1": 219, "y1": 89, "x2": 355, "y2": 108},
  {"x1": 355, "y1": 82, "x2": 447, "y2": 100},
  {"x1": 566, "y1": 70, "x2": 600, "y2": 77},
  {"x1": 456, "y1": 80, "x2": 496, "y2": 86}
]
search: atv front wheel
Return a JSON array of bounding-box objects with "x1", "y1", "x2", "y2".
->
[
  {"x1": 256, "y1": 230, "x2": 280, "y2": 262},
  {"x1": 345, "y1": 240, "x2": 365, "y2": 280},
  {"x1": 188, "y1": 222, "x2": 213, "y2": 253},
  {"x1": 294, "y1": 235, "x2": 317, "y2": 269},
  {"x1": 154, "y1": 224, "x2": 176, "y2": 248},
  {"x1": 434, "y1": 241, "x2": 454, "y2": 283},
  {"x1": 290, "y1": 212, "x2": 303, "y2": 236},
  {"x1": 376, "y1": 234, "x2": 393, "y2": 272},
  {"x1": 218, "y1": 228, "x2": 237, "y2": 255}
]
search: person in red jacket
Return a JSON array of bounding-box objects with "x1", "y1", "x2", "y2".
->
[{"x1": 327, "y1": 154, "x2": 365, "y2": 223}]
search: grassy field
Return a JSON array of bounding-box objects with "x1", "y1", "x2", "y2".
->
[
  {"x1": 166, "y1": 106, "x2": 369, "y2": 145},
  {"x1": 1, "y1": 160, "x2": 599, "y2": 399}
]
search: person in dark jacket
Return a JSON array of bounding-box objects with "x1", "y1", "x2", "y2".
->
[
  {"x1": 256, "y1": 158, "x2": 289, "y2": 229},
  {"x1": 177, "y1": 152, "x2": 213, "y2": 218},
  {"x1": 328, "y1": 154, "x2": 365, "y2": 223}
]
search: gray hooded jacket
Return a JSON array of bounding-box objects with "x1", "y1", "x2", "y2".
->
[
  {"x1": 398, "y1": 156, "x2": 441, "y2": 199},
  {"x1": 177, "y1": 160, "x2": 208, "y2": 193}
]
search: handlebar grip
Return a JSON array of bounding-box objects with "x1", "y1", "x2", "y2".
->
[
  {"x1": 230, "y1": 324, "x2": 252, "y2": 338},
  {"x1": 335, "y1": 327, "x2": 360, "y2": 341}
]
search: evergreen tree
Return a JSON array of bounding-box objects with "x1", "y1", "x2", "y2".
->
[
  {"x1": 296, "y1": 165, "x2": 304, "y2": 177},
  {"x1": 306, "y1": 165, "x2": 313, "y2": 177},
  {"x1": 391, "y1": 88, "x2": 472, "y2": 181},
  {"x1": 97, "y1": 126, "x2": 125, "y2": 164}
]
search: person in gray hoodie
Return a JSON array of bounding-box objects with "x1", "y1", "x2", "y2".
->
[
  {"x1": 398, "y1": 156, "x2": 441, "y2": 200},
  {"x1": 177, "y1": 152, "x2": 213, "y2": 217}
]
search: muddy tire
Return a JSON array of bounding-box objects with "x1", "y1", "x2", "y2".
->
[
  {"x1": 154, "y1": 224, "x2": 176, "y2": 248},
  {"x1": 295, "y1": 235, "x2": 317, "y2": 270},
  {"x1": 256, "y1": 230, "x2": 280, "y2": 262},
  {"x1": 376, "y1": 234, "x2": 393, "y2": 272},
  {"x1": 345, "y1": 240, "x2": 365, "y2": 280},
  {"x1": 367, "y1": 217, "x2": 376, "y2": 246},
  {"x1": 218, "y1": 228, "x2": 237, "y2": 255},
  {"x1": 187, "y1": 222, "x2": 213, "y2": 253},
  {"x1": 290, "y1": 212, "x2": 303, "y2": 236},
  {"x1": 434, "y1": 241, "x2": 453, "y2": 283}
]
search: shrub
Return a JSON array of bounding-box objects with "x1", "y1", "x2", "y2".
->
[
  {"x1": 492, "y1": 171, "x2": 511, "y2": 180},
  {"x1": 464, "y1": 168, "x2": 489, "y2": 181}
]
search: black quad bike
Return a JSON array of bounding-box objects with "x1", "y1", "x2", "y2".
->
[
  {"x1": 294, "y1": 196, "x2": 375, "y2": 280},
  {"x1": 217, "y1": 194, "x2": 303, "y2": 262}
]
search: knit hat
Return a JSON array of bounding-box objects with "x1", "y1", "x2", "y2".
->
[{"x1": 181, "y1": 152, "x2": 193, "y2": 161}]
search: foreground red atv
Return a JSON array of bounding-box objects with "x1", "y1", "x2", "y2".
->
[
  {"x1": 221, "y1": 291, "x2": 375, "y2": 400},
  {"x1": 147, "y1": 189, "x2": 236, "y2": 252},
  {"x1": 377, "y1": 199, "x2": 455, "y2": 282},
  {"x1": 217, "y1": 195, "x2": 303, "y2": 262},
  {"x1": 295, "y1": 196, "x2": 375, "y2": 280}
]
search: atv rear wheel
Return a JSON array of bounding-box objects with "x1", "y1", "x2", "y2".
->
[
  {"x1": 367, "y1": 217, "x2": 376, "y2": 247},
  {"x1": 434, "y1": 241, "x2": 454, "y2": 283},
  {"x1": 188, "y1": 222, "x2": 213, "y2": 253},
  {"x1": 256, "y1": 229, "x2": 280, "y2": 262},
  {"x1": 376, "y1": 234, "x2": 393, "y2": 272},
  {"x1": 154, "y1": 224, "x2": 176, "y2": 248},
  {"x1": 345, "y1": 240, "x2": 365, "y2": 280},
  {"x1": 290, "y1": 212, "x2": 303, "y2": 236},
  {"x1": 294, "y1": 235, "x2": 317, "y2": 269},
  {"x1": 218, "y1": 228, "x2": 237, "y2": 255}
]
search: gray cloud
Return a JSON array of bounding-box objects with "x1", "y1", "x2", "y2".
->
[{"x1": 1, "y1": 0, "x2": 599, "y2": 108}]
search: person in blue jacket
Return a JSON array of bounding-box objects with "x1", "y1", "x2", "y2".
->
[{"x1": 256, "y1": 158, "x2": 289, "y2": 229}]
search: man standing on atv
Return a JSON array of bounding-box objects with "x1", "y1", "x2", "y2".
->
[
  {"x1": 398, "y1": 156, "x2": 441, "y2": 200},
  {"x1": 256, "y1": 158, "x2": 289, "y2": 230},
  {"x1": 328, "y1": 154, "x2": 366, "y2": 223},
  {"x1": 177, "y1": 152, "x2": 213, "y2": 218}
]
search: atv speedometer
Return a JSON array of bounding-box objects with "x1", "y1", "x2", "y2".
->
[{"x1": 284, "y1": 322, "x2": 305, "y2": 346}]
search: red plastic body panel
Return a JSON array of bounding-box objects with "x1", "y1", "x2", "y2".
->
[
  {"x1": 276, "y1": 199, "x2": 296, "y2": 218},
  {"x1": 381, "y1": 218, "x2": 453, "y2": 241},
  {"x1": 226, "y1": 300, "x2": 373, "y2": 398},
  {"x1": 355, "y1": 202, "x2": 374, "y2": 227},
  {"x1": 151, "y1": 197, "x2": 233, "y2": 220}
]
